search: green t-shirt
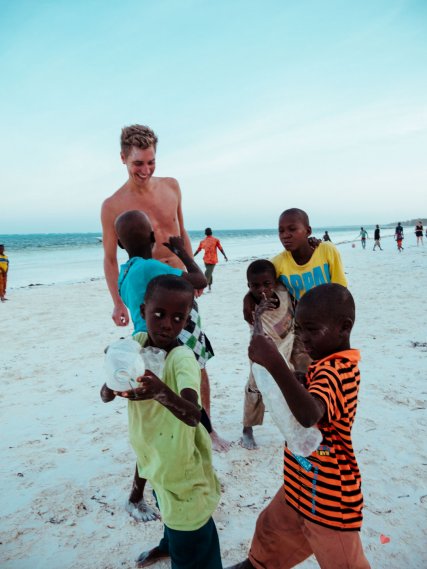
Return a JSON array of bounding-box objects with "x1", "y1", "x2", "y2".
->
[{"x1": 128, "y1": 333, "x2": 220, "y2": 531}]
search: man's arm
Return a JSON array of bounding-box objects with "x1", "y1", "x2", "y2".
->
[
  {"x1": 218, "y1": 244, "x2": 228, "y2": 261},
  {"x1": 101, "y1": 200, "x2": 129, "y2": 326},
  {"x1": 174, "y1": 181, "x2": 193, "y2": 258}
]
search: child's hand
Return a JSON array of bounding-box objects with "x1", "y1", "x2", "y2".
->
[
  {"x1": 120, "y1": 371, "x2": 165, "y2": 401},
  {"x1": 308, "y1": 236, "x2": 322, "y2": 249},
  {"x1": 254, "y1": 293, "x2": 278, "y2": 318},
  {"x1": 100, "y1": 383, "x2": 116, "y2": 403},
  {"x1": 163, "y1": 236, "x2": 186, "y2": 257},
  {"x1": 249, "y1": 302, "x2": 280, "y2": 367},
  {"x1": 249, "y1": 333, "x2": 279, "y2": 368}
]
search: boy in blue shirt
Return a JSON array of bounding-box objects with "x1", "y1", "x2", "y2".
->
[{"x1": 114, "y1": 209, "x2": 213, "y2": 523}]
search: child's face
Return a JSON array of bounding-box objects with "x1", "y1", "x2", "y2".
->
[
  {"x1": 141, "y1": 290, "x2": 192, "y2": 351},
  {"x1": 278, "y1": 213, "x2": 311, "y2": 252},
  {"x1": 248, "y1": 271, "x2": 276, "y2": 302},
  {"x1": 295, "y1": 304, "x2": 342, "y2": 360}
]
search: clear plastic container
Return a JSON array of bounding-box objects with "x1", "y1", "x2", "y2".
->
[
  {"x1": 252, "y1": 362, "x2": 322, "y2": 457},
  {"x1": 104, "y1": 338, "x2": 146, "y2": 392}
]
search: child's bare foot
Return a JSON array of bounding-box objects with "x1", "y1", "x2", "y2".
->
[
  {"x1": 240, "y1": 427, "x2": 258, "y2": 450},
  {"x1": 125, "y1": 499, "x2": 159, "y2": 522},
  {"x1": 136, "y1": 546, "x2": 169, "y2": 568},
  {"x1": 210, "y1": 430, "x2": 231, "y2": 452}
]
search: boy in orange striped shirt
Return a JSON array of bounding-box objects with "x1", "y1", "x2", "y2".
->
[{"x1": 228, "y1": 283, "x2": 370, "y2": 569}]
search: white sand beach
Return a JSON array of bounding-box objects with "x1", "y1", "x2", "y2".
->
[{"x1": 1, "y1": 240, "x2": 426, "y2": 569}]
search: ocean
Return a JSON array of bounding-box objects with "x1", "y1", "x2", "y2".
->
[{"x1": 1, "y1": 226, "x2": 396, "y2": 289}]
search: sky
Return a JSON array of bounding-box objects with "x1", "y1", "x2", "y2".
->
[{"x1": 0, "y1": 0, "x2": 426, "y2": 233}]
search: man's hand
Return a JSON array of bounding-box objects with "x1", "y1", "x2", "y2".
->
[
  {"x1": 163, "y1": 236, "x2": 186, "y2": 258},
  {"x1": 112, "y1": 301, "x2": 129, "y2": 326}
]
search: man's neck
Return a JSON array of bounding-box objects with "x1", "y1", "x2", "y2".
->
[{"x1": 126, "y1": 177, "x2": 154, "y2": 194}]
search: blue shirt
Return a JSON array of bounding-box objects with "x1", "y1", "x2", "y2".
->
[{"x1": 118, "y1": 257, "x2": 182, "y2": 332}]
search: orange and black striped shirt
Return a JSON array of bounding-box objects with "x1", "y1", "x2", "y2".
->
[{"x1": 284, "y1": 349, "x2": 364, "y2": 530}]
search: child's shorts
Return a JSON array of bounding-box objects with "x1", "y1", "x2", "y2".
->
[
  {"x1": 249, "y1": 487, "x2": 371, "y2": 569},
  {"x1": 243, "y1": 364, "x2": 265, "y2": 427},
  {"x1": 157, "y1": 517, "x2": 222, "y2": 569}
]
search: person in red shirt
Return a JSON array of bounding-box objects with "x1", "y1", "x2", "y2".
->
[{"x1": 194, "y1": 228, "x2": 228, "y2": 291}]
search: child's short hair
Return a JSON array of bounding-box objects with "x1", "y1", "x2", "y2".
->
[
  {"x1": 247, "y1": 259, "x2": 276, "y2": 280},
  {"x1": 279, "y1": 208, "x2": 310, "y2": 226},
  {"x1": 298, "y1": 283, "x2": 355, "y2": 322},
  {"x1": 205, "y1": 227, "x2": 213, "y2": 236},
  {"x1": 145, "y1": 274, "x2": 194, "y2": 304},
  {"x1": 121, "y1": 124, "x2": 158, "y2": 156}
]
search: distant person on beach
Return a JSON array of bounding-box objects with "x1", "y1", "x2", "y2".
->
[
  {"x1": 101, "y1": 124, "x2": 229, "y2": 453},
  {"x1": 113, "y1": 209, "x2": 214, "y2": 522},
  {"x1": 228, "y1": 284, "x2": 371, "y2": 569},
  {"x1": 373, "y1": 225, "x2": 383, "y2": 251},
  {"x1": 322, "y1": 231, "x2": 331, "y2": 242},
  {"x1": 359, "y1": 227, "x2": 368, "y2": 249},
  {"x1": 101, "y1": 275, "x2": 222, "y2": 569},
  {"x1": 395, "y1": 223, "x2": 404, "y2": 252},
  {"x1": 0, "y1": 244, "x2": 9, "y2": 302},
  {"x1": 241, "y1": 260, "x2": 296, "y2": 450},
  {"x1": 194, "y1": 228, "x2": 228, "y2": 292},
  {"x1": 415, "y1": 221, "x2": 424, "y2": 246}
]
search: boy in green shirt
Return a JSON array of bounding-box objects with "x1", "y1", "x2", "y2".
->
[{"x1": 101, "y1": 275, "x2": 222, "y2": 568}]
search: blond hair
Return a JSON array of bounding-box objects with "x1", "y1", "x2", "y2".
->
[{"x1": 120, "y1": 124, "x2": 158, "y2": 156}]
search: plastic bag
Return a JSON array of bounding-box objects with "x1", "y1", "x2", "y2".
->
[
  {"x1": 252, "y1": 362, "x2": 322, "y2": 456},
  {"x1": 104, "y1": 338, "x2": 146, "y2": 392}
]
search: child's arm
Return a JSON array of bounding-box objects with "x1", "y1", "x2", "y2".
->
[
  {"x1": 120, "y1": 371, "x2": 201, "y2": 427},
  {"x1": 163, "y1": 236, "x2": 207, "y2": 289},
  {"x1": 243, "y1": 291, "x2": 256, "y2": 325},
  {"x1": 249, "y1": 311, "x2": 325, "y2": 428}
]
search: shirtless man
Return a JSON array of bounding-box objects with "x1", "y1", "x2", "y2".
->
[{"x1": 101, "y1": 124, "x2": 229, "y2": 454}]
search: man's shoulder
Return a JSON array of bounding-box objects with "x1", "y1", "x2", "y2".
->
[
  {"x1": 101, "y1": 183, "x2": 130, "y2": 214},
  {"x1": 153, "y1": 176, "x2": 180, "y2": 191}
]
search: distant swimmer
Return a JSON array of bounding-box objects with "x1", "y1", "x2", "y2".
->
[
  {"x1": 323, "y1": 231, "x2": 331, "y2": 242},
  {"x1": 194, "y1": 228, "x2": 228, "y2": 292},
  {"x1": 359, "y1": 227, "x2": 368, "y2": 249},
  {"x1": 373, "y1": 225, "x2": 383, "y2": 251},
  {"x1": 0, "y1": 244, "x2": 9, "y2": 302},
  {"x1": 415, "y1": 220, "x2": 424, "y2": 246}
]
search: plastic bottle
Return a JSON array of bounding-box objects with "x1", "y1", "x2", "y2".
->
[
  {"x1": 104, "y1": 338, "x2": 146, "y2": 392},
  {"x1": 252, "y1": 362, "x2": 322, "y2": 456}
]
